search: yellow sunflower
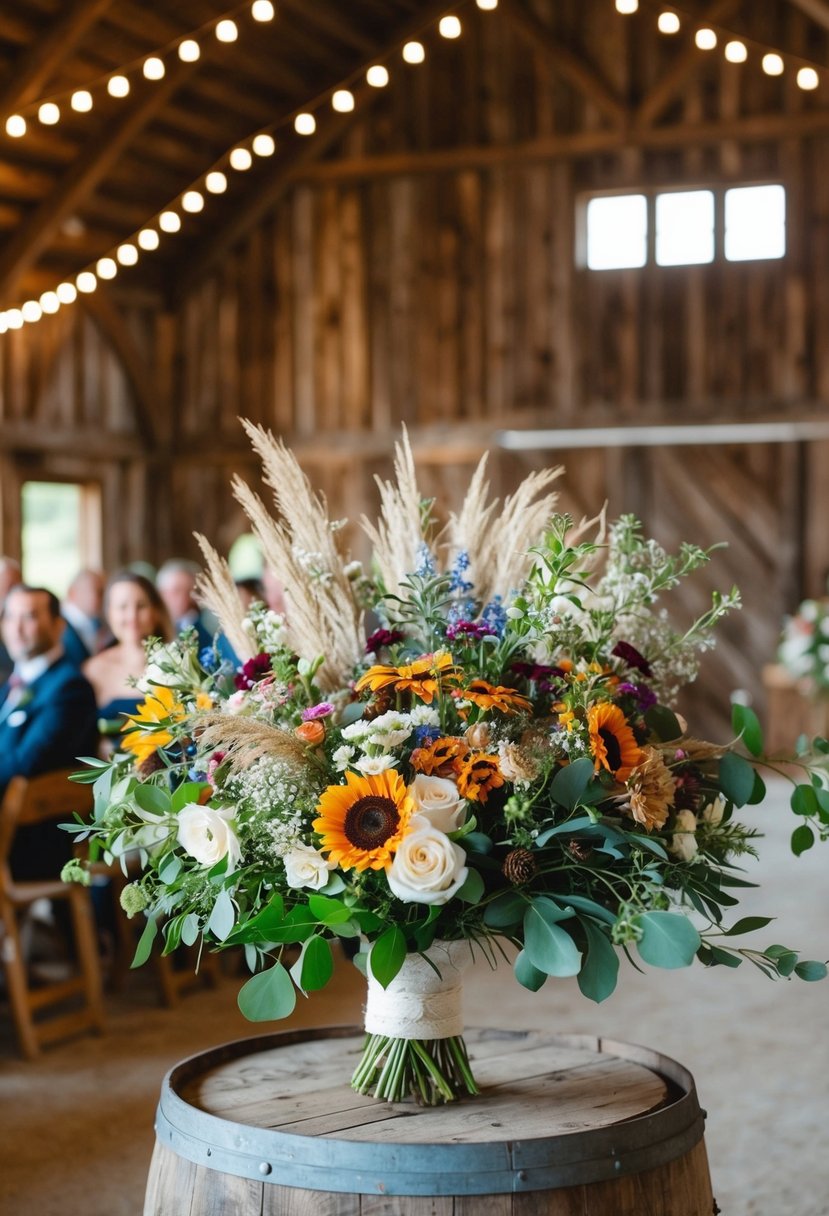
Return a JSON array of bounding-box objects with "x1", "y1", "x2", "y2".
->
[
  {"x1": 456, "y1": 753, "x2": 504, "y2": 803},
  {"x1": 312, "y1": 769, "x2": 415, "y2": 872},
  {"x1": 121, "y1": 685, "x2": 185, "y2": 766},
  {"x1": 354, "y1": 651, "x2": 458, "y2": 705},
  {"x1": 461, "y1": 679, "x2": 533, "y2": 715},
  {"x1": 587, "y1": 702, "x2": 644, "y2": 783},
  {"x1": 410, "y1": 735, "x2": 468, "y2": 777}
]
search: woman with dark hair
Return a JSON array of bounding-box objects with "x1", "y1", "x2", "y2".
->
[{"x1": 82, "y1": 571, "x2": 172, "y2": 723}]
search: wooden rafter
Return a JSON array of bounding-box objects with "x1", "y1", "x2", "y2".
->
[
  {"x1": 177, "y1": 0, "x2": 452, "y2": 294},
  {"x1": 0, "y1": 0, "x2": 114, "y2": 119},
  {"x1": 634, "y1": 0, "x2": 744, "y2": 128},
  {"x1": 501, "y1": 0, "x2": 628, "y2": 127},
  {"x1": 0, "y1": 59, "x2": 196, "y2": 302},
  {"x1": 787, "y1": 0, "x2": 829, "y2": 31},
  {"x1": 79, "y1": 287, "x2": 160, "y2": 449}
]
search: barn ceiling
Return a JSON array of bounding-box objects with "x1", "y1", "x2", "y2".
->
[{"x1": 0, "y1": 0, "x2": 826, "y2": 313}]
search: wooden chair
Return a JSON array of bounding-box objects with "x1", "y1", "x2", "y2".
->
[{"x1": 0, "y1": 770, "x2": 105, "y2": 1059}]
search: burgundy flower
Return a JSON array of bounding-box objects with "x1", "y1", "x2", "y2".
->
[
  {"x1": 617, "y1": 681, "x2": 657, "y2": 712},
  {"x1": 445, "y1": 620, "x2": 491, "y2": 641},
  {"x1": 612, "y1": 641, "x2": 653, "y2": 677},
  {"x1": 365, "y1": 628, "x2": 405, "y2": 654},
  {"x1": 234, "y1": 652, "x2": 273, "y2": 690}
]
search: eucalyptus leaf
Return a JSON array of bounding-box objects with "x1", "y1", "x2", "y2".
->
[
  {"x1": 558, "y1": 893, "x2": 616, "y2": 926},
  {"x1": 237, "y1": 962, "x2": 297, "y2": 1021},
  {"x1": 723, "y1": 916, "x2": 774, "y2": 936},
  {"x1": 523, "y1": 900, "x2": 581, "y2": 976},
  {"x1": 577, "y1": 919, "x2": 619, "y2": 1003},
  {"x1": 795, "y1": 960, "x2": 828, "y2": 981},
  {"x1": 550, "y1": 757, "x2": 595, "y2": 811},
  {"x1": 308, "y1": 893, "x2": 353, "y2": 925},
  {"x1": 290, "y1": 936, "x2": 334, "y2": 993},
  {"x1": 514, "y1": 949, "x2": 547, "y2": 992},
  {"x1": 134, "y1": 783, "x2": 170, "y2": 816},
  {"x1": 206, "y1": 888, "x2": 235, "y2": 941},
  {"x1": 731, "y1": 703, "x2": 764, "y2": 758},
  {"x1": 718, "y1": 753, "x2": 756, "y2": 808},
  {"x1": 483, "y1": 891, "x2": 527, "y2": 928},
  {"x1": 791, "y1": 824, "x2": 815, "y2": 856},
  {"x1": 131, "y1": 915, "x2": 158, "y2": 968},
  {"x1": 181, "y1": 912, "x2": 200, "y2": 947},
  {"x1": 456, "y1": 868, "x2": 485, "y2": 904},
  {"x1": 791, "y1": 785, "x2": 819, "y2": 818},
  {"x1": 171, "y1": 781, "x2": 208, "y2": 813},
  {"x1": 157, "y1": 852, "x2": 182, "y2": 884},
  {"x1": 634, "y1": 911, "x2": 700, "y2": 970},
  {"x1": 369, "y1": 926, "x2": 407, "y2": 988}
]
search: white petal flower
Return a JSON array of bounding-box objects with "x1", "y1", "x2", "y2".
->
[
  {"x1": 407, "y1": 774, "x2": 467, "y2": 832},
  {"x1": 332, "y1": 744, "x2": 356, "y2": 771},
  {"x1": 177, "y1": 804, "x2": 241, "y2": 868},
  {"x1": 386, "y1": 816, "x2": 468, "y2": 905},
  {"x1": 355, "y1": 753, "x2": 398, "y2": 775},
  {"x1": 409, "y1": 705, "x2": 440, "y2": 727},
  {"x1": 669, "y1": 810, "x2": 698, "y2": 862},
  {"x1": 701, "y1": 797, "x2": 724, "y2": 825},
  {"x1": 283, "y1": 843, "x2": 335, "y2": 890}
]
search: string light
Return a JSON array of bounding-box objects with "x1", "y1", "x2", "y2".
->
[
  {"x1": 695, "y1": 28, "x2": 717, "y2": 51},
  {"x1": 657, "y1": 12, "x2": 680, "y2": 34},
  {"x1": 143, "y1": 57, "x2": 165, "y2": 81},
  {"x1": 178, "y1": 39, "x2": 201, "y2": 62},
  {"x1": 476, "y1": 0, "x2": 498, "y2": 8},
  {"x1": 331, "y1": 89, "x2": 355, "y2": 113},
  {"x1": 40, "y1": 291, "x2": 60, "y2": 314},
  {"x1": 182, "y1": 190, "x2": 204, "y2": 212},
  {"x1": 6, "y1": 309, "x2": 23, "y2": 329},
  {"x1": 56, "y1": 283, "x2": 78, "y2": 304},
  {"x1": 366, "y1": 65, "x2": 389, "y2": 87},
  {"x1": 215, "y1": 19, "x2": 238, "y2": 42},
  {"x1": 107, "y1": 75, "x2": 130, "y2": 98},
  {"x1": 137, "y1": 229, "x2": 160, "y2": 251},
  {"x1": 229, "y1": 146, "x2": 253, "y2": 170},
  {"x1": 96, "y1": 257, "x2": 117, "y2": 279},
  {"x1": 21, "y1": 301, "x2": 42, "y2": 323},
  {"x1": 71, "y1": 89, "x2": 93, "y2": 111},
  {"x1": 724, "y1": 40, "x2": 747, "y2": 63},
  {"x1": 294, "y1": 113, "x2": 316, "y2": 135},
  {"x1": 762, "y1": 53, "x2": 784, "y2": 77},
  {"x1": 251, "y1": 0, "x2": 275, "y2": 19},
  {"x1": 38, "y1": 102, "x2": 60, "y2": 124},
  {"x1": 158, "y1": 211, "x2": 181, "y2": 233},
  {"x1": 797, "y1": 67, "x2": 819, "y2": 90},
  {"x1": 116, "y1": 243, "x2": 138, "y2": 266},
  {"x1": 252, "y1": 133, "x2": 275, "y2": 156},
  {"x1": 205, "y1": 170, "x2": 228, "y2": 192},
  {"x1": 615, "y1": 0, "x2": 638, "y2": 12},
  {"x1": 5, "y1": 115, "x2": 26, "y2": 137},
  {"x1": 439, "y1": 16, "x2": 462, "y2": 38},
  {"x1": 76, "y1": 272, "x2": 97, "y2": 293},
  {"x1": 402, "y1": 41, "x2": 425, "y2": 64}
]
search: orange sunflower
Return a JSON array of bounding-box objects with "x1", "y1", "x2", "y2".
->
[
  {"x1": 461, "y1": 679, "x2": 532, "y2": 715},
  {"x1": 354, "y1": 651, "x2": 458, "y2": 705},
  {"x1": 457, "y1": 753, "x2": 504, "y2": 803},
  {"x1": 121, "y1": 685, "x2": 185, "y2": 766},
  {"x1": 410, "y1": 735, "x2": 469, "y2": 777},
  {"x1": 312, "y1": 769, "x2": 415, "y2": 872},
  {"x1": 587, "y1": 701, "x2": 644, "y2": 784}
]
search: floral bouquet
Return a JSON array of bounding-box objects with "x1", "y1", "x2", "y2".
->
[
  {"x1": 778, "y1": 596, "x2": 829, "y2": 691},
  {"x1": 64, "y1": 424, "x2": 829, "y2": 1106}
]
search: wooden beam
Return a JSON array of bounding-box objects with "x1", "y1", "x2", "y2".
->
[
  {"x1": 0, "y1": 59, "x2": 195, "y2": 302},
  {"x1": 497, "y1": 418, "x2": 829, "y2": 450},
  {"x1": 501, "y1": 0, "x2": 628, "y2": 127},
  {"x1": 0, "y1": 0, "x2": 114, "y2": 118},
  {"x1": 634, "y1": 0, "x2": 743, "y2": 128},
  {"x1": 787, "y1": 0, "x2": 829, "y2": 32},
  {"x1": 177, "y1": 0, "x2": 452, "y2": 293},
  {"x1": 79, "y1": 286, "x2": 160, "y2": 449},
  {"x1": 0, "y1": 422, "x2": 145, "y2": 460}
]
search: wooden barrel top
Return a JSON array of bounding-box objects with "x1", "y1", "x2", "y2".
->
[{"x1": 154, "y1": 1027, "x2": 707, "y2": 1195}]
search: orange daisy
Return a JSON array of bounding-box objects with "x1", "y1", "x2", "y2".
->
[
  {"x1": 461, "y1": 679, "x2": 533, "y2": 715},
  {"x1": 587, "y1": 702, "x2": 644, "y2": 784},
  {"x1": 354, "y1": 651, "x2": 458, "y2": 705},
  {"x1": 410, "y1": 736, "x2": 469, "y2": 778},
  {"x1": 457, "y1": 753, "x2": 504, "y2": 803},
  {"x1": 121, "y1": 685, "x2": 185, "y2": 766},
  {"x1": 312, "y1": 770, "x2": 415, "y2": 872}
]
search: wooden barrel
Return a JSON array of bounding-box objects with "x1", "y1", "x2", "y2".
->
[{"x1": 144, "y1": 1026, "x2": 714, "y2": 1215}]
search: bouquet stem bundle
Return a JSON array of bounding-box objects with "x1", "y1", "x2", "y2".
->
[{"x1": 351, "y1": 1033, "x2": 479, "y2": 1105}]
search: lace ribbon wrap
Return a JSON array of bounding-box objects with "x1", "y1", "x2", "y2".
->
[{"x1": 364, "y1": 940, "x2": 471, "y2": 1040}]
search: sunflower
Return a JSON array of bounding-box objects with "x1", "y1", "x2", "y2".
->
[
  {"x1": 121, "y1": 685, "x2": 185, "y2": 766},
  {"x1": 456, "y1": 753, "x2": 504, "y2": 803},
  {"x1": 312, "y1": 769, "x2": 415, "y2": 871},
  {"x1": 410, "y1": 735, "x2": 469, "y2": 777},
  {"x1": 461, "y1": 679, "x2": 532, "y2": 715},
  {"x1": 626, "y1": 747, "x2": 675, "y2": 831},
  {"x1": 587, "y1": 701, "x2": 644, "y2": 783},
  {"x1": 354, "y1": 651, "x2": 458, "y2": 705}
]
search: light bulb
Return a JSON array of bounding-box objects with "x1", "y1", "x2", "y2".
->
[
  {"x1": 476, "y1": 0, "x2": 498, "y2": 8},
  {"x1": 38, "y1": 102, "x2": 60, "y2": 125},
  {"x1": 143, "y1": 57, "x2": 165, "y2": 80},
  {"x1": 402, "y1": 41, "x2": 425, "y2": 64},
  {"x1": 0, "y1": 315, "x2": 7, "y2": 334},
  {"x1": 71, "y1": 90, "x2": 93, "y2": 111},
  {"x1": 76, "y1": 271, "x2": 97, "y2": 293},
  {"x1": 332, "y1": 89, "x2": 354, "y2": 113},
  {"x1": 182, "y1": 190, "x2": 204, "y2": 213},
  {"x1": 205, "y1": 171, "x2": 228, "y2": 193},
  {"x1": 695, "y1": 28, "x2": 717, "y2": 50},
  {"x1": 96, "y1": 257, "x2": 117, "y2": 279},
  {"x1": 797, "y1": 66, "x2": 819, "y2": 90},
  {"x1": 107, "y1": 75, "x2": 130, "y2": 98},
  {"x1": 252, "y1": 133, "x2": 275, "y2": 156},
  {"x1": 117, "y1": 243, "x2": 138, "y2": 266},
  {"x1": 657, "y1": 12, "x2": 680, "y2": 34},
  {"x1": 724, "y1": 39, "x2": 747, "y2": 63},
  {"x1": 251, "y1": 0, "x2": 275, "y2": 19},
  {"x1": 5, "y1": 114, "x2": 26, "y2": 137},
  {"x1": 6, "y1": 309, "x2": 24, "y2": 329},
  {"x1": 439, "y1": 15, "x2": 462, "y2": 38},
  {"x1": 215, "y1": 19, "x2": 238, "y2": 42},
  {"x1": 159, "y1": 211, "x2": 181, "y2": 233},
  {"x1": 366, "y1": 65, "x2": 389, "y2": 87},
  {"x1": 615, "y1": 0, "x2": 638, "y2": 12},
  {"x1": 178, "y1": 39, "x2": 201, "y2": 62},
  {"x1": 229, "y1": 147, "x2": 253, "y2": 170},
  {"x1": 137, "y1": 229, "x2": 160, "y2": 251},
  {"x1": 762, "y1": 53, "x2": 784, "y2": 76},
  {"x1": 21, "y1": 300, "x2": 42, "y2": 323},
  {"x1": 294, "y1": 112, "x2": 316, "y2": 135},
  {"x1": 56, "y1": 282, "x2": 78, "y2": 304},
  {"x1": 40, "y1": 291, "x2": 61, "y2": 314}
]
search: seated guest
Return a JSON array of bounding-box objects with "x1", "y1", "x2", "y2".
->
[
  {"x1": 82, "y1": 571, "x2": 172, "y2": 724},
  {"x1": 0, "y1": 585, "x2": 99, "y2": 881},
  {"x1": 0, "y1": 555, "x2": 22, "y2": 684},
  {"x1": 157, "y1": 559, "x2": 213, "y2": 651},
  {"x1": 61, "y1": 568, "x2": 106, "y2": 666}
]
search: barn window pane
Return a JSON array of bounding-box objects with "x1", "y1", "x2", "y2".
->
[
  {"x1": 586, "y1": 194, "x2": 647, "y2": 269},
  {"x1": 724, "y1": 185, "x2": 786, "y2": 261},
  {"x1": 21, "y1": 481, "x2": 102, "y2": 596},
  {"x1": 655, "y1": 190, "x2": 714, "y2": 265}
]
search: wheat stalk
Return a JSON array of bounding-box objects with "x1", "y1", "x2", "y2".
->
[
  {"x1": 360, "y1": 427, "x2": 426, "y2": 599},
  {"x1": 197, "y1": 714, "x2": 308, "y2": 774},
  {"x1": 193, "y1": 533, "x2": 256, "y2": 661}
]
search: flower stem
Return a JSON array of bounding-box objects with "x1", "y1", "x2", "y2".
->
[{"x1": 351, "y1": 1033, "x2": 479, "y2": 1105}]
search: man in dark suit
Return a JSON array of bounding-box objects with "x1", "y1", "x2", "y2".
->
[{"x1": 0, "y1": 585, "x2": 99, "y2": 881}]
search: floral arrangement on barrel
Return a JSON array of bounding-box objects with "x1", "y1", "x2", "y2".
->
[
  {"x1": 778, "y1": 594, "x2": 829, "y2": 692},
  {"x1": 64, "y1": 424, "x2": 829, "y2": 1105}
]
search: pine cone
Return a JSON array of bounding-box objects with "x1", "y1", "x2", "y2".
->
[
  {"x1": 363, "y1": 688, "x2": 395, "y2": 720},
  {"x1": 503, "y1": 848, "x2": 537, "y2": 885},
  {"x1": 567, "y1": 839, "x2": 593, "y2": 862}
]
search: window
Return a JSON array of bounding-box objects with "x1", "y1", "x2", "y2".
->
[
  {"x1": 583, "y1": 184, "x2": 785, "y2": 269},
  {"x1": 21, "y1": 480, "x2": 102, "y2": 596}
]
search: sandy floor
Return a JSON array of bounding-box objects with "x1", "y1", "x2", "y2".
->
[{"x1": 1, "y1": 778, "x2": 827, "y2": 1215}]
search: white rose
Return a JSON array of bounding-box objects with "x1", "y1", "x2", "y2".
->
[
  {"x1": 386, "y1": 816, "x2": 468, "y2": 905},
  {"x1": 136, "y1": 661, "x2": 169, "y2": 694},
  {"x1": 701, "y1": 797, "x2": 724, "y2": 826},
  {"x1": 284, "y1": 844, "x2": 335, "y2": 890},
  {"x1": 407, "y1": 774, "x2": 467, "y2": 832},
  {"x1": 177, "y1": 804, "x2": 241, "y2": 868},
  {"x1": 670, "y1": 810, "x2": 698, "y2": 862}
]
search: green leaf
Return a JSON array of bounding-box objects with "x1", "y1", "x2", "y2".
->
[
  {"x1": 134, "y1": 783, "x2": 170, "y2": 816},
  {"x1": 731, "y1": 703, "x2": 764, "y2": 757},
  {"x1": 625, "y1": 832, "x2": 669, "y2": 861},
  {"x1": 237, "y1": 963, "x2": 297, "y2": 1021},
  {"x1": 523, "y1": 899, "x2": 581, "y2": 977},
  {"x1": 644, "y1": 704, "x2": 682, "y2": 741},
  {"x1": 791, "y1": 824, "x2": 815, "y2": 856},
  {"x1": 462, "y1": 832, "x2": 493, "y2": 855},
  {"x1": 718, "y1": 753, "x2": 756, "y2": 808},
  {"x1": 514, "y1": 950, "x2": 547, "y2": 991},
  {"x1": 369, "y1": 926, "x2": 407, "y2": 988},
  {"x1": 791, "y1": 785, "x2": 819, "y2": 817},
  {"x1": 171, "y1": 781, "x2": 209, "y2": 814},
  {"x1": 229, "y1": 893, "x2": 285, "y2": 940},
  {"x1": 558, "y1": 893, "x2": 616, "y2": 926},
  {"x1": 206, "y1": 888, "x2": 235, "y2": 941},
  {"x1": 181, "y1": 913, "x2": 200, "y2": 947},
  {"x1": 456, "y1": 868, "x2": 485, "y2": 904},
  {"x1": 157, "y1": 852, "x2": 181, "y2": 884},
  {"x1": 704, "y1": 945, "x2": 743, "y2": 969},
  {"x1": 764, "y1": 945, "x2": 798, "y2": 977},
  {"x1": 131, "y1": 915, "x2": 159, "y2": 968},
  {"x1": 550, "y1": 757, "x2": 595, "y2": 811},
  {"x1": 723, "y1": 916, "x2": 774, "y2": 936},
  {"x1": 746, "y1": 771, "x2": 766, "y2": 806},
  {"x1": 290, "y1": 936, "x2": 334, "y2": 993},
  {"x1": 534, "y1": 815, "x2": 594, "y2": 846},
  {"x1": 307, "y1": 893, "x2": 353, "y2": 925},
  {"x1": 577, "y1": 919, "x2": 619, "y2": 1003},
  {"x1": 795, "y1": 960, "x2": 828, "y2": 982},
  {"x1": 634, "y1": 911, "x2": 700, "y2": 969},
  {"x1": 483, "y1": 891, "x2": 527, "y2": 928}
]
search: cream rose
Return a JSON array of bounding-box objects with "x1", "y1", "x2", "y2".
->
[
  {"x1": 284, "y1": 843, "x2": 335, "y2": 890},
  {"x1": 669, "y1": 809, "x2": 699, "y2": 862},
  {"x1": 177, "y1": 804, "x2": 241, "y2": 868},
  {"x1": 701, "y1": 797, "x2": 725, "y2": 826},
  {"x1": 407, "y1": 774, "x2": 467, "y2": 833},
  {"x1": 386, "y1": 816, "x2": 468, "y2": 905}
]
